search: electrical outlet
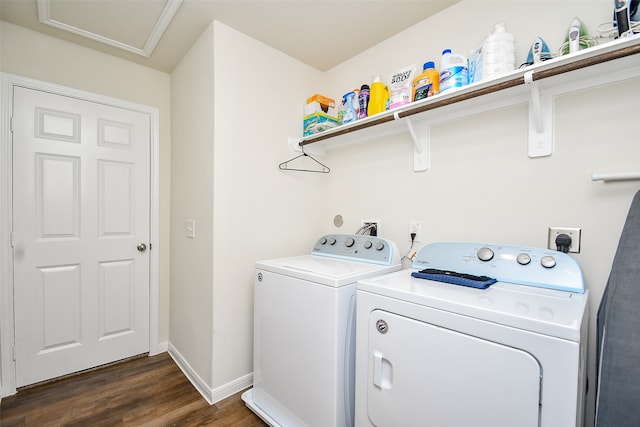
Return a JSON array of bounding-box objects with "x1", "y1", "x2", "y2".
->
[
  {"x1": 548, "y1": 227, "x2": 581, "y2": 253},
  {"x1": 409, "y1": 221, "x2": 422, "y2": 242},
  {"x1": 361, "y1": 219, "x2": 379, "y2": 236}
]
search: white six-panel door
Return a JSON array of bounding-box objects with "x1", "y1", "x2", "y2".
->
[{"x1": 12, "y1": 86, "x2": 150, "y2": 387}]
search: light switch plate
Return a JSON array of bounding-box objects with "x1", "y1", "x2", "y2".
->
[{"x1": 186, "y1": 219, "x2": 195, "y2": 238}]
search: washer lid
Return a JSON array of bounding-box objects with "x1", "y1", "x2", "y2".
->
[
  {"x1": 256, "y1": 255, "x2": 401, "y2": 287},
  {"x1": 358, "y1": 270, "x2": 588, "y2": 341}
]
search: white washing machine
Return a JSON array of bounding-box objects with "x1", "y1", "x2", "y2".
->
[
  {"x1": 355, "y1": 242, "x2": 589, "y2": 427},
  {"x1": 242, "y1": 234, "x2": 401, "y2": 427}
]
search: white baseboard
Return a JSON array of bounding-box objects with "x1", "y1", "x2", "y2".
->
[
  {"x1": 153, "y1": 340, "x2": 169, "y2": 354},
  {"x1": 167, "y1": 342, "x2": 253, "y2": 405}
]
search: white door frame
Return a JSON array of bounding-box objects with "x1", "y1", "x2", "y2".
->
[{"x1": 0, "y1": 73, "x2": 161, "y2": 397}]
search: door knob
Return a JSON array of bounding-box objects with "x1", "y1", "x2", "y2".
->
[{"x1": 137, "y1": 243, "x2": 147, "y2": 252}]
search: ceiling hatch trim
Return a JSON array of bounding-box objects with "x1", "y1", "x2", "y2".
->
[{"x1": 36, "y1": 0, "x2": 183, "y2": 58}]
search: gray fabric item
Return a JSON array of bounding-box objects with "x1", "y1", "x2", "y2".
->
[{"x1": 596, "y1": 189, "x2": 640, "y2": 427}]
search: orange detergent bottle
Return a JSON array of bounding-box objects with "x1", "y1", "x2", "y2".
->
[
  {"x1": 368, "y1": 75, "x2": 389, "y2": 116},
  {"x1": 412, "y1": 61, "x2": 440, "y2": 101}
]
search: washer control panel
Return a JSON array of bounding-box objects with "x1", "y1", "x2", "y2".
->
[
  {"x1": 312, "y1": 234, "x2": 400, "y2": 266},
  {"x1": 412, "y1": 242, "x2": 584, "y2": 293}
]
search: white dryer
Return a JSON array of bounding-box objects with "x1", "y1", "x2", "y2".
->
[
  {"x1": 243, "y1": 234, "x2": 401, "y2": 427},
  {"x1": 355, "y1": 242, "x2": 589, "y2": 427}
]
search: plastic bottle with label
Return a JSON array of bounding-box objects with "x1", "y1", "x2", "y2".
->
[
  {"x1": 341, "y1": 91, "x2": 357, "y2": 124},
  {"x1": 482, "y1": 23, "x2": 515, "y2": 81},
  {"x1": 358, "y1": 84, "x2": 370, "y2": 118},
  {"x1": 412, "y1": 61, "x2": 440, "y2": 101},
  {"x1": 368, "y1": 76, "x2": 389, "y2": 116},
  {"x1": 439, "y1": 49, "x2": 468, "y2": 93}
]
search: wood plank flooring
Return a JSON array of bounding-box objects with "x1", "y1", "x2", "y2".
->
[{"x1": 0, "y1": 352, "x2": 267, "y2": 426}]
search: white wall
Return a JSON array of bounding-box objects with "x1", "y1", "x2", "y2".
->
[
  {"x1": 169, "y1": 20, "x2": 327, "y2": 397},
  {"x1": 210, "y1": 20, "x2": 329, "y2": 388},
  {"x1": 321, "y1": 2, "x2": 640, "y2": 425},
  {"x1": 169, "y1": 22, "x2": 216, "y2": 388},
  {"x1": 0, "y1": 20, "x2": 172, "y2": 351}
]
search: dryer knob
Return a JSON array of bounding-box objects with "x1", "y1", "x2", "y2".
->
[
  {"x1": 477, "y1": 247, "x2": 494, "y2": 261},
  {"x1": 320, "y1": 238, "x2": 327, "y2": 245},
  {"x1": 541, "y1": 255, "x2": 556, "y2": 269},
  {"x1": 517, "y1": 253, "x2": 531, "y2": 265},
  {"x1": 345, "y1": 237, "x2": 355, "y2": 247},
  {"x1": 375, "y1": 242, "x2": 385, "y2": 251},
  {"x1": 328, "y1": 238, "x2": 337, "y2": 245},
  {"x1": 364, "y1": 241, "x2": 373, "y2": 249}
]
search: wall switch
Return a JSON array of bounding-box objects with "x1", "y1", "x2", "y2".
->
[
  {"x1": 186, "y1": 219, "x2": 195, "y2": 238},
  {"x1": 409, "y1": 221, "x2": 422, "y2": 242},
  {"x1": 548, "y1": 227, "x2": 581, "y2": 253}
]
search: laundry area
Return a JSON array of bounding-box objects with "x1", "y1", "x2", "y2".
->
[
  {"x1": 241, "y1": 1, "x2": 640, "y2": 425},
  {"x1": 1, "y1": 0, "x2": 640, "y2": 426}
]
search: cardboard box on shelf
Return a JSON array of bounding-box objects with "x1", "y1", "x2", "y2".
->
[{"x1": 305, "y1": 94, "x2": 336, "y2": 118}]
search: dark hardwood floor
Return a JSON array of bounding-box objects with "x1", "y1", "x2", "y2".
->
[{"x1": 0, "y1": 352, "x2": 267, "y2": 426}]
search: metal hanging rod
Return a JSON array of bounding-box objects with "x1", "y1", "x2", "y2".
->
[{"x1": 592, "y1": 172, "x2": 640, "y2": 182}]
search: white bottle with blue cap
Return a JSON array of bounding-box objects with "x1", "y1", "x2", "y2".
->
[{"x1": 439, "y1": 49, "x2": 468, "y2": 93}]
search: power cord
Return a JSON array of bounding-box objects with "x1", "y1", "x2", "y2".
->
[
  {"x1": 557, "y1": 35, "x2": 599, "y2": 56},
  {"x1": 596, "y1": 20, "x2": 640, "y2": 38},
  {"x1": 401, "y1": 232, "x2": 417, "y2": 263}
]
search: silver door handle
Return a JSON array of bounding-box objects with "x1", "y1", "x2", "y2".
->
[{"x1": 137, "y1": 243, "x2": 147, "y2": 252}]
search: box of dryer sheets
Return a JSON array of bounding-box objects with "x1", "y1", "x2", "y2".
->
[
  {"x1": 304, "y1": 94, "x2": 337, "y2": 117},
  {"x1": 303, "y1": 112, "x2": 339, "y2": 136}
]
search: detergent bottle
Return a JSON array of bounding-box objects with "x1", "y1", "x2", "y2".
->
[
  {"x1": 412, "y1": 61, "x2": 440, "y2": 101},
  {"x1": 358, "y1": 84, "x2": 370, "y2": 118},
  {"x1": 482, "y1": 23, "x2": 515, "y2": 81},
  {"x1": 439, "y1": 49, "x2": 468, "y2": 93},
  {"x1": 368, "y1": 76, "x2": 389, "y2": 116},
  {"x1": 341, "y1": 91, "x2": 358, "y2": 124}
]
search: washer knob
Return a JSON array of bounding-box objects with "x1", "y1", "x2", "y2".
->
[
  {"x1": 320, "y1": 238, "x2": 327, "y2": 245},
  {"x1": 328, "y1": 238, "x2": 336, "y2": 245},
  {"x1": 345, "y1": 237, "x2": 355, "y2": 248},
  {"x1": 477, "y1": 247, "x2": 494, "y2": 262},
  {"x1": 364, "y1": 241, "x2": 373, "y2": 249},
  {"x1": 517, "y1": 253, "x2": 531, "y2": 265},
  {"x1": 375, "y1": 242, "x2": 385, "y2": 251},
  {"x1": 541, "y1": 256, "x2": 556, "y2": 269}
]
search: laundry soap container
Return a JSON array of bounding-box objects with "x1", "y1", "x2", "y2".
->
[
  {"x1": 482, "y1": 23, "x2": 515, "y2": 81},
  {"x1": 439, "y1": 49, "x2": 468, "y2": 93},
  {"x1": 412, "y1": 61, "x2": 440, "y2": 101},
  {"x1": 341, "y1": 91, "x2": 358, "y2": 124},
  {"x1": 368, "y1": 76, "x2": 389, "y2": 116}
]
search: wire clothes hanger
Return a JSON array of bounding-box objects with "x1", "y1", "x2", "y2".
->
[{"x1": 278, "y1": 142, "x2": 330, "y2": 173}]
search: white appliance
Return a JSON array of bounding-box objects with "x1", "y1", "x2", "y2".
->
[
  {"x1": 243, "y1": 234, "x2": 401, "y2": 427},
  {"x1": 355, "y1": 242, "x2": 589, "y2": 427}
]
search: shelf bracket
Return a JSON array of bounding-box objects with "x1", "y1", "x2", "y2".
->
[
  {"x1": 404, "y1": 117, "x2": 429, "y2": 172},
  {"x1": 525, "y1": 70, "x2": 553, "y2": 158}
]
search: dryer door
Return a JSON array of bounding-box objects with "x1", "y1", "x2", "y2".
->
[{"x1": 367, "y1": 310, "x2": 541, "y2": 427}]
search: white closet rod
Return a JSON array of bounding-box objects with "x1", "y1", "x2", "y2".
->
[{"x1": 592, "y1": 172, "x2": 640, "y2": 182}]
